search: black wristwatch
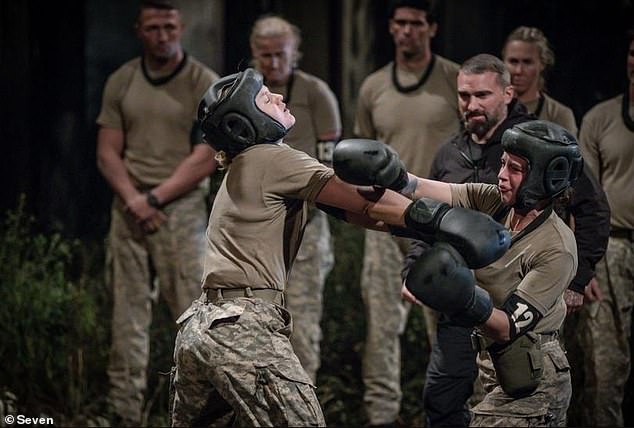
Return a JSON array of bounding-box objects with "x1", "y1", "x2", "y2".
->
[{"x1": 145, "y1": 191, "x2": 162, "y2": 209}]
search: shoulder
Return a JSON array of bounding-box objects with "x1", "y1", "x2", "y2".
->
[
  {"x1": 185, "y1": 55, "x2": 220, "y2": 83},
  {"x1": 544, "y1": 94, "x2": 573, "y2": 114},
  {"x1": 106, "y1": 58, "x2": 141, "y2": 82},
  {"x1": 434, "y1": 55, "x2": 460, "y2": 73},
  {"x1": 294, "y1": 70, "x2": 336, "y2": 97},
  {"x1": 360, "y1": 63, "x2": 391, "y2": 89},
  {"x1": 583, "y1": 94, "x2": 622, "y2": 121}
]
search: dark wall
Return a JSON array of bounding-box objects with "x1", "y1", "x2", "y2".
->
[
  {"x1": 1, "y1": 0, "x2": 632, "y2": 239},
  {"x1": 372, "y1": 0, "x2": 632, "y2": 123}
]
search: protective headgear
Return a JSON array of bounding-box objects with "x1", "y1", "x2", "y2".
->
[
  {"x1": 501, "y1": 120, "x2": 583, "y2": 211},
  {"x1": 198, "y1": 68, "x2": 287, "y2": 156}
]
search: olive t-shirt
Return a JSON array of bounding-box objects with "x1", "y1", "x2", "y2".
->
[
  {"x1": 96, "y1": 56, "x2": 218, "y2": 186},
  {"x1": 524, "y1": 93, "x2": 578, "y2": 136},
  {"x1": 450, "y1": 183, "x2": 578, "y2": 333},
  {"x1": 579, "y1": 94, "x2": 634, "y2": 230},
  {"x1": 201, "y1": 143, "x2": 334, "y2": 290},
  {"x1": 354, "y1": 55, "x2": 461, "y2": 177},
  {"x1": 268, "y1": 70, "x2": 341, "y2": 157}
]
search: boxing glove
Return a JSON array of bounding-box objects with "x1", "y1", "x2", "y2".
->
[
  {"x1": 333, "y1": 138, "x2": 409, "y2": 191},
  {"x1": 404, "y1": 198, "x2": 511, "y2": 269},
  {"x1": 405, "y1": 242, "x2": 493, "y2": 327}
]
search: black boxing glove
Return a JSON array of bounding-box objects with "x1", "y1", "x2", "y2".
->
[{"x1": 333, "y1": 138, "x2": 410, "y2": 191}]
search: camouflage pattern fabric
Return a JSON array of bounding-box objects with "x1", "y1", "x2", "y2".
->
[
  {"x1": 285, "y1": 210, "x2": 334, "y2": 382},
  {"x1": 170, "y1": 296, "x2": 325, "y2": 427},
  {"x1": 361, "y1": 230, "x2": 439, "y2": 424},
  {"x1": 471, "y1": 339, "x2": 571, "y2": 427},
  {"x1": 577, "y1": 236, "x2": 634, "y2": 427},
  {"x1": 107, "y1": 189, "x2": 207, "y2": 424}
]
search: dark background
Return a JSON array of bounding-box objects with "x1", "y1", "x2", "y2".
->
[
  {"x1": 2, "y1": 0, "x2": 632, "y2": 238},
  {"x1": 1, "y1": 0, "x2": 633, "y2": 425}
]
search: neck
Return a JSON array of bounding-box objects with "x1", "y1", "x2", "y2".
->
[
  {"x1": 510, "y1": 208, "x2": 541, "y2": 231},
  {"x1": 516, "y1": 87, "x2": 540, "y2": 104},
  {"x1": 396, "y1": 48, "x2": 432, "y2": 72},
  {"x1": 144, "y1": 48, "x2": 183, "y2": 73}
]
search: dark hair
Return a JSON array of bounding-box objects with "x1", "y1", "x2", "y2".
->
[
  {"x1": 389, "y1": 0, "x2": 437, "y2": 24},
  {"x1": 139, "y1": 0, "x2": 178, "y2": 13},
  {"x1": 460, "y1": 53, "x2": 511, "y2": 88}
]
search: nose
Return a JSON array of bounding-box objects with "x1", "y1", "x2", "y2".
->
[
  {"x1": 157, "y1": 28, "x2": 168, "y2": 41},
  {"x1": 466, "y1": 96, "x2": 479, "y2": 111},
  {"x1": 272, "y1": 93, "x2": 284, "y2": 105}
]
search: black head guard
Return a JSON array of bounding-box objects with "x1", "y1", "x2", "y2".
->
[
  {"x1": 501, "y1": 120, "x2": 583, "y2": 211},
  {"x1": 198, "y1": 68, "x2": 287, "y2": 156}
]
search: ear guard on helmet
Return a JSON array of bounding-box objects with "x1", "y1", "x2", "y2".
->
[
  {"x1": 502, "y1": 120, "x2": 583, "y2": 211},
  {"x1": 197, "y1": 68, "x2": 287, "y2": 156}
]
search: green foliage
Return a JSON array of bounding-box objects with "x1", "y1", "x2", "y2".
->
[
  {"x1": 0, "y1": 196, "x2": 109, "y2": 419},
  {"x1": 318, "y1": 219, "x2": 430, "y2": 426}
]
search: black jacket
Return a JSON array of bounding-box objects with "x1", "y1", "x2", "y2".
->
[{"x1": 405, "y1": 99, "x2": 610, "y2": 293}]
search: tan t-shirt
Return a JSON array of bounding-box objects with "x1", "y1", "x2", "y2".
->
[
  {"x1": 268, "y1": 70, "x2": 341, "y2": 157},
  {"x1": 354, "y1": 55, "x2": 461, "y2": 177},
  {"x1": 201, "y1": 143, "x2": 334, "y2": 291},
  {"x1": 450, "y1": 183, "x2": 577, "y2": 333},
  {"x1": 579, "y1": 94, "x2": 634, "y2": 230},
  {"x1": 524, "y1": 93, "x2": 578, "y2": 135},
  {"x1": 96, "y1": 56, "x2": 218, "y2": 186}
]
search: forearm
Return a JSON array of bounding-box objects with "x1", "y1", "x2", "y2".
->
[
  {"x1": 151, "y1": 144, "x2": 217, "y2": 205},
  {"x1": 479, "y1": 308, "x2": 511, "y2": 343},
  {"x1": 316, "y1": 176, "x2": 410, "y2": 226},
  {"x1": 97, "y1": 146, "x2": 139, "y2": 203},
  {"x1": 410, "y1": 174, "x2": 453, "y2": 204}
]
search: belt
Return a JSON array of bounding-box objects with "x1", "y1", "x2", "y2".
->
[
  {"x1": 205, "y1": 287, "x2": 284, "y2": 306},
  {"x1": 610, "y1": 228, "x2": 634, "y2": 241},
  {"x1": 471, "y1": 331, "x2": 558, "y2": 352}
]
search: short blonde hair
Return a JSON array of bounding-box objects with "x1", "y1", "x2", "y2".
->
[
  {"x1": 249, "y1": 15, "x2": 302, "y2": 66},
  {"x1": 502, "y1": 26, "x2": 555, "y2": 91}
]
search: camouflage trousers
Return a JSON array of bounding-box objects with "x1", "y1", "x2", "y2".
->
[
  {"x1": 286, "y1": 210, "x2": 334, "y2": 383},
  {"x1": 106, "y1": 190, "x2": 207, "y2": 424},
  {"x1": 361, "y1": 230, "x2": 437, "y2": 425},
  {"x1": 577, "y1": 236, "x2": 634, "y2": 427},
  {"x1": 169, "y1": 295, "x2": 325, "y2": 427},
  {"x1": 471, "y1": 339, "x2": 571, "y2": 427}
]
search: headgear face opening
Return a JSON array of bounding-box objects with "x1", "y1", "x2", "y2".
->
[
  {"x1": 501, "y1": 120, "x2": 583, "y2": 211},
  {"x1": 198, "y1": 68, "x2": 287, "y2": 156}
]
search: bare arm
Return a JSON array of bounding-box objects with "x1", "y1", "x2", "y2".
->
[
  {"x1": 315, "y1": 176, "x2": 412, "y2": 227},
  {"x1": 409, "y1": 174, "x2": 454, "y2": 204},
  {"x1": 150, "y1": 143, "x2": 217, "y2": 206},
  {"x1": 96, "y1": 127, "x2": 139, "y2": 204},
  {"x1": 96, "y1": 126, "x2": 166, "y2": 230},
  {"x1": 480, "y1": 308, "x2": 512, "y2": 342}
]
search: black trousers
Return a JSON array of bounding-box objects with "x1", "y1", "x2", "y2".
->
[{"x1": 423, "y1": 314, "x2": 478, "y2": 427}]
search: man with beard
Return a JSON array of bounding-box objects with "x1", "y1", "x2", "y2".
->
[
  {"x1": 410, "y1": 53, "x2": 609, "y2": 426},
  {"x1": 353, "y1": 1, "x2": 461, "y2": 424}
]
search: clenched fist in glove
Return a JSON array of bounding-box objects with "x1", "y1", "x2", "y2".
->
[{"x1": 333, "y1": 138, "x2": 411, "y2": 192}]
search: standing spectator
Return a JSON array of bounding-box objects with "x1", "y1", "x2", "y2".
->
[
  {"x1": 249, "y1": 15, "x2": 341, "y2": 382},
  {"x1": 354, "y1": 1, "x2": 460, "y2": 424},
  {"x1": 96, "y1": 1, "x2": 218, "y2": 425},
  {"x1": 577, "y1": 29, "x2": 634, "y2": 427},
  {"x1": 419, "y1": 53, "x2": 609, "y2": 426},
  {"x1": 502, "y1": 26, "x2": 577, "y2": 135},
  {"x1": 169, "y1": 68, "x2": 502, "y2": 427}
]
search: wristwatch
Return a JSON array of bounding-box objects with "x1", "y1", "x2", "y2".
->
[{"x1": 145, "y1": 191, "x2": 162, "y2": 209}]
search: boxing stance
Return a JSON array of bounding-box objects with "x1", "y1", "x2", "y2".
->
[
  {"x1": 169, "y1": 68, "x2": 511, "y2": 427},
  {"x1": 334, "y1": 121, "x2": 582, "y2": 425}
]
